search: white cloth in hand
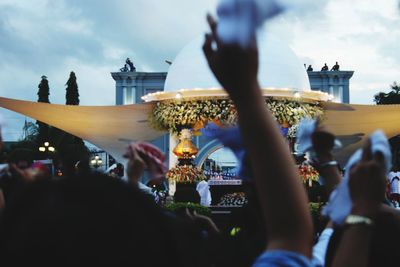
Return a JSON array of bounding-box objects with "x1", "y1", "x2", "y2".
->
[
  {"x1": 216, "y1": 0, "x2": 316, "y2": 47},
  {"x1": 322, "y1": 130, "x2": 392, "y2": 225}
]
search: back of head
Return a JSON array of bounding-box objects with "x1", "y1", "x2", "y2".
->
[
  {"x1": 0, "y1": 173, "x2": 179, "y2": 266},
  {"x1": 174, "y1": 187, "x2": 200, "y2": 204},
  {"x1": 8, "y1": 148, "x2": 34, "y2": 168}
]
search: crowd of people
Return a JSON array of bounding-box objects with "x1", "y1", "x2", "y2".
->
[{"x1": 0, "y1": 14, "x2": 399, "y2": 267}]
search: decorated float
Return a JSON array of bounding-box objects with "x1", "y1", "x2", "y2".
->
[{"x1": 142, "y1": 33, "x2": 327, "y2": 206}]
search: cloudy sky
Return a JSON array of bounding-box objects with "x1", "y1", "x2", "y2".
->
[{"x1": 0, "y1": 0, "x2": 400, "y2": 141}]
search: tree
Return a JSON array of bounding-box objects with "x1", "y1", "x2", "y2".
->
[
  {"x1": 66, "y1": 71, "x2": 79, "y2": 105},
  {"x1": 374, "y1": 81, "x2": 400, "y2": 168},
  {"x1": 58, "y1": 71, "x2": 88, "y2": 170},
  {"x1": 36, "y1": 75, "x2": 50, "y2": 144},
  {"x1": 374, "y1": 82, "x2": 400, "y2": 104}
]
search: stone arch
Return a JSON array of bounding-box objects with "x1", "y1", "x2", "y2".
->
[{"x1": 194, "y1": 139, "x2": 223, "y2": 168}]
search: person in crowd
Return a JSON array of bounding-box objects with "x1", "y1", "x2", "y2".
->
[
  {"x1": 387, "y1": 165, "x2": 400, "y2": 206},
  {"x1": 124, "y1": 141, "x2": 167, "y2": 195},
  {"x1": 321, "y1": 63, "x2": 329, "y2": 71},
  {"x1": 203, "y1": 13, "x2": 314, "y2": 265},
  {"x1": 174, "y1": 186, "x2": 201, "y2": 204},
  {"x1": 203, "y1": 12, "x2": 396, "y2": 267},
  {"x1": 300, "y1": 119, "x2": 400, "y2": 267},
  {"x1": 0, "y1": 148, "x2": 35, "y2": 206},
  {"x1": 331, "y1": 62, "x2": 340, "y2": 71},
  {"x1": 0, "y1": 172, "x2": 185, "y2": 266},
  {"x1": 324, "y1": 138, "x2": 400, "y2": 267}
]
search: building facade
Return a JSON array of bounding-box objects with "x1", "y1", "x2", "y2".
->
[
  {"x1": 308, "y1": 70, "x2": 354, "y2": 103},
  {"x1": 111, "y1": 68, "x2": 354, "y2": 176},
  {"x1": 112, "y1": 69, "x2": 354, "y2": 105}
]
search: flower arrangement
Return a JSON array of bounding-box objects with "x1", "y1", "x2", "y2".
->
[
  {"x1": 299, "y1": 163, "x2": 319, "y2": 187},
  {"x1": 150, "y1": 99, "x2": 236, "y2": 133},
  {"x1": 217, "y1": 192, "x2": 248, "y2": 206},
  {"x1": 266, "y1": 99, "x2": 323, "y2": 126},
  {"x1": 166, "y1": 164, "x2": 207, "y2": 184},
  {"x1": 287, "y1": 124, "x2": 298, "y2": 139},
  {"x1": 150, "y1": 98, "x2": 323, "y2": 134}
]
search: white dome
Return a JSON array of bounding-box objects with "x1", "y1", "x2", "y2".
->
[{"x1": 164, "y1": 31, "x2": 311, "y2": 92}]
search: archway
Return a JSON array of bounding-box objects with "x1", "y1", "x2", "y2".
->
[{"x1": 195, "y1": 140, "x2": 239, "y2": 179}]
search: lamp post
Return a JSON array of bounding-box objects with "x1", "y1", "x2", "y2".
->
[
  {"x1": 38, "y1": 141, "x2": 55, "y2": 175},
  {"x1": 90, "y1": 155, "x2": 103, "y2": 169},
  {"x1": 39, "y1": 141, "x2": 55, "y2": 153}
]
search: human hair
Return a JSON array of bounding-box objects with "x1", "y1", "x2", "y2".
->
[
  {"x1": 174, "y1": 186, "x2": 201, "y2": 204},
  {"x1": 7, "y1": 148, "x2": 34, "y2": 166},
  {"x1": 0, "y1": 172, "x2": 181, "y2": 266}
]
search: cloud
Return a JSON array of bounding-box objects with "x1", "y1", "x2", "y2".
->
[{"x1": 0, "y1": 0, "x2": 400, "y2": 141}]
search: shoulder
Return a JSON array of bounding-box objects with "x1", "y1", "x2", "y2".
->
[{"x1": 253, "y1": 250, "x2": 313, "y2": 267}]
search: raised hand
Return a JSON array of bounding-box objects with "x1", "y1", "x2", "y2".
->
[
  {"x1": 124, "y1": 144, "x2": 146, "y2": 185},
  {"x1": 203, "y1": 14, "x2": 259, "y2": 101},
  {"x1": 311, "y1": 120, "x2": 336, "y2": 158},
  {"x1": 349, "y1": 140, "x2": 386, "y2": 217},
  {"x1": 310, "y1": 121, "x2": 341, "y2": 195}
]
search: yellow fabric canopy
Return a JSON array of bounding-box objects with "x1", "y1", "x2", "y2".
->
[
  {"x1": 0, "y1": 97, "x2": 165, "y2": 163},
  {"x1": 1, "y1": 97, "x2": 400, "y2": 164},
  {"x1": 323, "y1": 102, "x2": 400, "y2": 163}
]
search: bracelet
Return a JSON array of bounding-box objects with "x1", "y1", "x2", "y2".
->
[
  {"x1": 345, "y1": 214, "x2": 374, "y2": 226},
  {"x1": 319, "y1": 160, "x2": 338, "y2": 168}
]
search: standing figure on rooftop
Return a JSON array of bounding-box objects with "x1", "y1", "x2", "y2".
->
[
  {"x1": 126, "y1": 58, "x2": 136, "y2": 72},
  {"x1": 307, "y1": 65, "x2": 313, "y2": 71},
  {"x1": 331, "y1": 61, "x2": 340, "y2": 71},
  {"x1": 321, "y1": 63, "x2": 329, "y2": 71}
]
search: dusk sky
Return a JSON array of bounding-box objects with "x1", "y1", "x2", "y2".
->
[{"x1": 1, "y1": 0, "x2": 400, "y2": 141}]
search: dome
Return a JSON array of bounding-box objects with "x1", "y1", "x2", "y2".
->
[{"x1": 164, "y1": 31, "x2": 311, "y2": 92}]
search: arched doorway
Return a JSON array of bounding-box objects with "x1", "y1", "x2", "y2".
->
[{"x1": 195, "y1": 140, "x2": 239, "y2": 180}]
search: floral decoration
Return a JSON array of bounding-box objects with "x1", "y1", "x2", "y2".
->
[
  {"x1": 217, "y1": 192, "x2": 248, "y2": 206},
  {"x1": 150, "y1": 98, "x2": 323, "y2": 134},
  {"x1": 298, "y1": 163, "x2": 319, "y2": 187},
  {"x1": 287, "y1": 124, "x2": 298, "y2": 139},
  {"x1": 166, "y1": 164, "x2": 207, "y2": 184}
]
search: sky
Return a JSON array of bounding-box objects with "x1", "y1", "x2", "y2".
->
[{"x1": 0, "y1": 0, "x2": 400, "y2": 141}]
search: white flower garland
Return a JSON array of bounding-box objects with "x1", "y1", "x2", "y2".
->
[{"x1": 150, "y1": 98, "x2": 324, "y2": 134}]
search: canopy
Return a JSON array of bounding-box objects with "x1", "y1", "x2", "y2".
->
[
  {"x1": 0, "y1": 97, "x2": 165, "y2": 163},
  {"x1": 323, "y1": 102, "x2": 400, "y2": 164},
  {"x1": 1, "y1": 97, "x2": 400, "y2": 165}
]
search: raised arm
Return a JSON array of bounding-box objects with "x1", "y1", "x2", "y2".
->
[
  {"x1": 311, "y1": 123, "x2": 342, "y2": 196},
  {"x1": 331, "y1": 141, "x2": 385, "y2": 267},
  {"x1": 203, "y1": 15, "x2": 313, "y2": 257}
]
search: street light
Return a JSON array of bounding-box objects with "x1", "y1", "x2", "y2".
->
[
  {"x1": 39, "y1": 141, "x2": 55, "y2": 153},
  {"x1": 90, "y1": 155, "x2": 103, "y2": 169}
]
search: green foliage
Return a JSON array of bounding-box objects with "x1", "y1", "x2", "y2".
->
[
  {"x1": 66, "y1": 71, "x2": 79, "y2": 105},
  {"x1": 374, "y1": 82, "x2": 400, "y2": 167},
  {"x1": 374, "y1": 82, "x2": 400, "y2": 104},
  {"x1": 37, "y1": 75, "x2": 50, "y2": 103},
  {"x1": 37, "y1": 75, "x2": 50, "y2": 143},
  {"x1": 164, "y1": 202, "x2": 212, "y2": 216},
  {"x1": 63, "y1": 71, "x2": 86, "y2": 155}
]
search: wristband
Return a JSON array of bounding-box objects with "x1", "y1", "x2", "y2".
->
[{"x1": 345, "y1": 214, "x2": 374, "y2": 226}]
